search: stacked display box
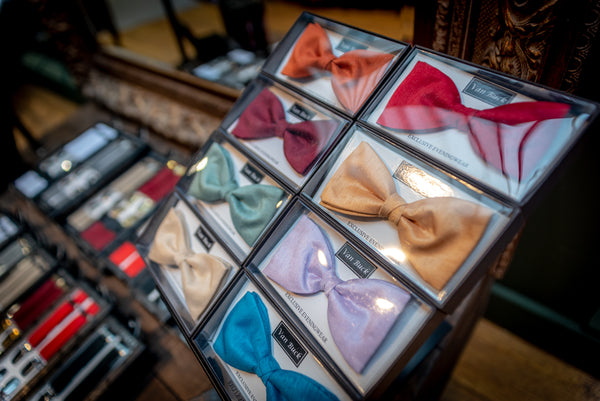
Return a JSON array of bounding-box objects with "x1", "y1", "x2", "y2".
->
[{"x1": 136, "y1": 12, "x2": 599, "y2": 401}]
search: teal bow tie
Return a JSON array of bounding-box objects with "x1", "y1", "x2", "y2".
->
[
  {"x1": 188, "y1": 142, "x2": 284, "y2": 246},
  {"x1": 214, "y1": 291, "x2": 340, "y2": 401}
]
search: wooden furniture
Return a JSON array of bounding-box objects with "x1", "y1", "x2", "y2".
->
[{"x1": 413, "y1": 0, "x2": 600, "y2": 95}]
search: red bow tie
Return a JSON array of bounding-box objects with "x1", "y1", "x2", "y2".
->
[
  {"x1": 231, "y1": 88, "x2": 338, "y2": 175},
  {"x1": 281, "y1": 22, "x2": 394, "y2": 113},
  {"x1": 377, "y1": 61, "x2": 571, "y2": 181}
]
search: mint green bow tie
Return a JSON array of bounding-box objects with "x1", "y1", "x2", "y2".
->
[{"x1": 188, "y1": 142, "x2": 284, "y2": 246}]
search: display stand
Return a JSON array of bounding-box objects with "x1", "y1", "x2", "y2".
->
[{"x1": 129, "y1": 12, "x2": 598, "y2": 401}]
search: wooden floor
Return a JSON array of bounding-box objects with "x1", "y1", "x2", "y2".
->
[
  {"x1": 10, "y1": 1, "x2": 600, "y2": 400},
  {"x1": 441, "y1": 319, "x2": 600, "y2": 401}
]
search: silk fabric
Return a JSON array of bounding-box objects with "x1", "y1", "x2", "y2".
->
[
  {"x1": 263, "y1": 215, "x2": 410, "y2": 372},
  {"x1": 187, "y1": 142, "x2": 284, "y2": 246},
  {"x1": 232, "y1": 88, "x2": 338, "y2": 175},
  {"x1": 214, "y1": 291, "x2": 340, "y2": 401},
  {"x1": 148, "y1": 208, "x2": 230, "y2": 319},
  {"x1": 320, "y1": 142, "x2": 493, "y2": 290},
  {"x1": 281, "y1": 22, "x2": 393, "y2": 113},
  {"x1": 376, "y1": 61, "x2": 571, "y2": 181}
]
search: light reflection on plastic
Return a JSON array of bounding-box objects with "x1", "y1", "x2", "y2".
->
[
  {"x1": 191, "y1": 157, "x2": 208, "y2": 174},
  {"x1": 61, "y1": 160, "x2": 72, "y2": 172},
  {"x1": 395, "y1": 161, "x2": 454, "y2": 198},
  {"x1": 375, "y1": 298, "x2": 395, "y2": 311},
  {"x1": 382, "y1": 247, "x2": 406, "y2": 264},
  {"x1": 317, "y1": 249, "x2": 328, "y2": 267},
  {"x1": 275, "y1": 200, "x2": 283, "y2": 209}
]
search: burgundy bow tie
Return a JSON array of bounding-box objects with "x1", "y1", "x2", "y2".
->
[
  {"x1": 376, "y1": 61, "x2": 571, "y2": 181},
  {"x1": 232, "y1": 88, "x2": 338, "y2": 175}
]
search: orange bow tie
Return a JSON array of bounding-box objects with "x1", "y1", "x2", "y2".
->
[{"x1": 281, "y1": 22, "x2": 393, "y2": 113}]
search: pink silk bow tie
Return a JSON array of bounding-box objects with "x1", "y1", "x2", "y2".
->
[
  {"x1": 232, "y1": 89, "x2": 338, "y2": 174},
  {"x1": 281, "y1": 22, "x2": 394, "y2": 113},
  {"x1": 376, "y1": 61, "x2": 571, "y2": 181}
]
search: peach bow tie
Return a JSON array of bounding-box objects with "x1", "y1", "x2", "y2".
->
[
  {"x1": 148, "y1": 208, "x2": 229, "y2": 319},
  {"x1": 320, "y1": 142, "x2": 493, "y2": 290}
]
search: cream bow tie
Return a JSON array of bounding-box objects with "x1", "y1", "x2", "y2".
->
[{"x1": 149, "y1": 208, "x2": 230, "y2": 319}]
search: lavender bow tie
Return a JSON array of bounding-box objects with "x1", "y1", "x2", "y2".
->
[{"x1": 263, "y1": 215, "x2": 410, "y2": 373}]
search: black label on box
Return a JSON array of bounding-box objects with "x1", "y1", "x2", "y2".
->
[
  {"x1": 272, "y1": 321, "x2": 307, "y2": 367},
  {"x1": 462, "y1": 77, "x2": 515, "y2": 106},
  {"x1": 195, "y1": 226, "x2": 214, "y2": 251},
  {"x1": 240, "y1": 163, "x2": 264, "y2": 184},
  {"x1": 336, "y1": 37, "x2": 368, "y2": 53},
  {"x1": 288, "y1": 103, "x2": 315, "y2": 121},
  {"x1": 336, "y1": 242, "x2": 376, "y2": 279}
]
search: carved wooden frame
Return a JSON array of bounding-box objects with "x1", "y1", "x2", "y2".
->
[{"x1": 419, "y1": 0, "x2": 600, "y2": 93}]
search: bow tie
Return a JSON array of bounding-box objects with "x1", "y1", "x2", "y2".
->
[
  {"x1": 376, "y1": 61, "x2": 571, "y2": 181},
  {"x1": 148, "y1": 208, "x2": 230, "y2": 319},
  {"x1": 281, "y1": 22, "x2": 394, "y2": 113},
  {"x1": 232, "y1": 89, "x2": 339, "y2": 175},
  {"x1": 320, "y1": 142, "x2": 493, "y2": 290},
  {"x1": 214, "y1": 291, "x2": 340, "y2": 401},
  {"x1": 263, "y1": 215, "x2": 410, "y2": 373},
  {"x1": 187, "y1": 142, "x2": 285, "y2": 246}
]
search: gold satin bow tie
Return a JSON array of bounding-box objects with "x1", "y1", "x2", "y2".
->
[
  {"x1": 148, "y1": 208, "x2": 230, "y2": 319},
  {"x1": 320, "y1": 142, "x2": 493, "y2": 290}
]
